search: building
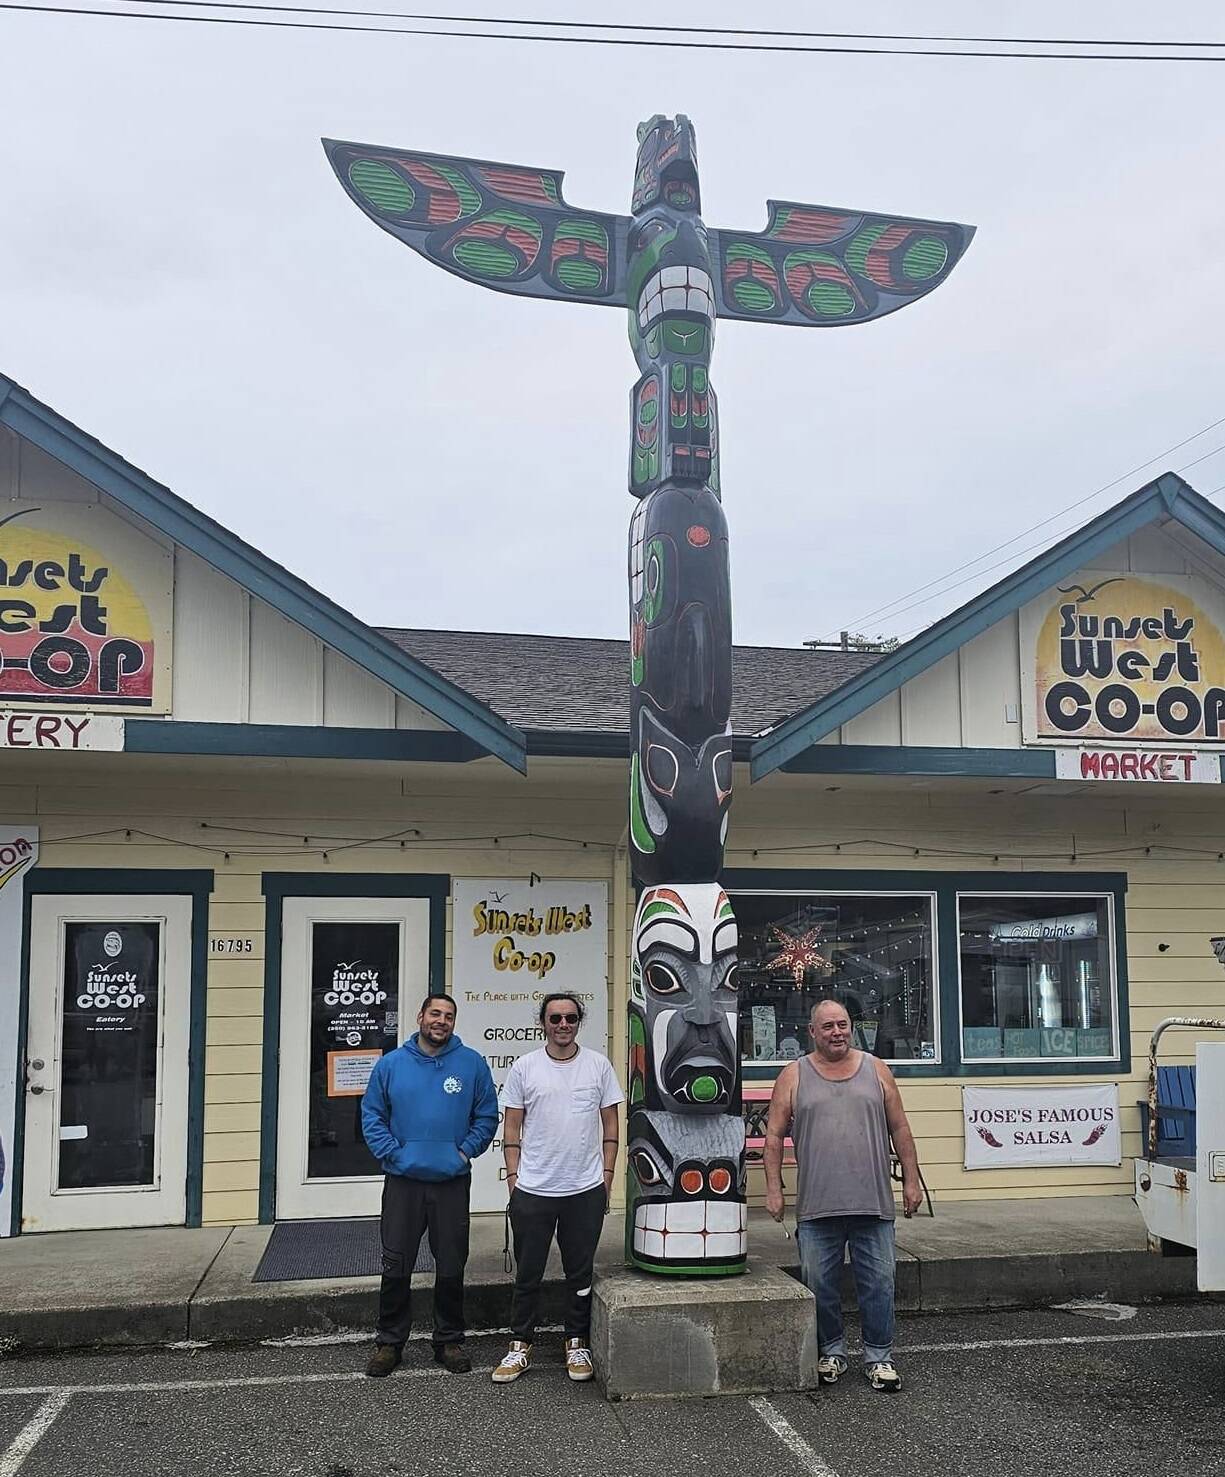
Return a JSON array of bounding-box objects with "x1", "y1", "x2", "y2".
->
[{"x1": 2, "y1": 371, "x2": 1223, "y2": 1236}]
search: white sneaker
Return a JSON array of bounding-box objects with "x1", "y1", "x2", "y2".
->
[
  {"x1": 565, "y1": 1338, "x2": 594, "y2": 1382},
  {"x1": 817, "y1": 1355, "x2": 848, "y2": 1385},
  {"x1": 492, "y1": 1341, "x2": 532, "y2": 1384},
  {"x1": 865, "y1": 1360, "x2": 902, "y2": 1392}
]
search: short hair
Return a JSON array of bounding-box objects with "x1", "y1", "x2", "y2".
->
[
  {"x1": 538, "y1": 992, "x2": 585, "y2": 1024},
  {"x1": 419, "y1": 992, "x2": 456, "y2": 1017},
  {"x1": 811, "y1": 997, "x2": 850, "y2": 1023}
]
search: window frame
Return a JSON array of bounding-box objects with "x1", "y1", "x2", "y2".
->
[
  {"x1": 729, "y1": 886, "x2": 941, "y2": 1072},
  {"x1": 723, "y1": 868, "x2": 1130, "y2": 1080},
  {"x1": 954, "y1": 889, "x2": 1120, "y2": 1066}
]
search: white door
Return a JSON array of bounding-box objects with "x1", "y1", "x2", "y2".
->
[
  {"x1": 22, "y1": 895, "x2": 192, "y2": 1232},
  {"x1": 276, "y1": 896, "x2": 430, "y2": 1219}
]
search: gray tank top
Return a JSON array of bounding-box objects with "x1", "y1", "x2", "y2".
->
[{"x1": 793, "y1": 1053, "x2": 895, "y2": 1222}]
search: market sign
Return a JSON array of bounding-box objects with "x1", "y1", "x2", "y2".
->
[
  {"x1": 1054, "y1": 746, "x2": 1220, "y2": 784},
  {"x1": 452, "y1": 878, "x2": 609, "y2": 1213},
  {"x1": 1020, "y1": 573, "x2": 1225, "y2": 746},
  {"x1": 963, "y1": 1083, "x2": 1120, "y2": 1170},
  {"x1": 0, "y1": 507, "x2": 172, "y2": 711}
]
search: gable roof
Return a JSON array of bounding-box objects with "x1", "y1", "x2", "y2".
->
[
  {"x1": 379, "y1": 627, "x2": 880, "y2": 740},
  {"x1": 750, "y1": 471, "x2": 1225, "y2": 781},
  {"x1": 0, "y1": 373, "x2": 527, "y2": 773}
]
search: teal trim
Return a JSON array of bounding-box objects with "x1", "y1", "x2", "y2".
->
[
  {"x1": 723, "y1": 867, "x2": 1130, "y2": 1079},
  {"x1": 13, "y1": 868, "x2": 213, "y2": 1234},
  {"x1": 125, "y1": 720, "x2": 485, "y2": 764},
  {"x1": 750, "y1": 471, "x2": 1222, "y2": 780},
  {"x1": 0, "y1": 373, "x2": 526, "y2": 775},
  {"x1": 257, "y1": 872, "x2": 449, "y2": 1224},
  {"x1": 779, "y1": 745, "x2": 1056, "y2": 778}
]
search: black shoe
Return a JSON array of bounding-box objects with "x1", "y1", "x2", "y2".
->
[
  {"x1": 365, "y1": 1344, "x2": 402, "y2": 1378},
  {"x1": 434, "y1": 1342, "x2": 472, "y2": 1374}
]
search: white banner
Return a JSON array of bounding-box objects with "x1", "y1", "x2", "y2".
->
[
  {"x1": 451, "y1": 878, "x2": 609, "y2": 1212},
  {"x1": 963, "y1": 1083, "x2": 1121, "y2": 1170},
  {"x1": 0, "y1": 826, "x2": 39, "y2": 1235},
  {"x1": 1054, "y1": 747, "x2": 1219, "y2": 784}
]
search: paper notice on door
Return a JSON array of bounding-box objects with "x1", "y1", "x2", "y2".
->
[
  {"x1": 327, "y1": 1049, "x2": 382, "y2": 1098},
  {"x1": 59, "y1": 1125, "x2": 88, "y2": 1140}
]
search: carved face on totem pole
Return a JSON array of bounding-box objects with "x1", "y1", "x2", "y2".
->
[{"x1": 323, "y1": 115, "x2": 974, "y2": 1285}]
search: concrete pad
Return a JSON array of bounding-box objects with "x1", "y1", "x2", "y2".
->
[
  {"x1": 0, "y1": 1226, "x2": 229, "y2": 1349},
  {"x1": 591, "y1": 1263, "x2": 817, "y2": 1399},
  {"x1": 896, "y1": 1195, "x2": 1150, "y2": 1260}
]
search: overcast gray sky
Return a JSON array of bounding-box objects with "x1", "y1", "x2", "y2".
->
[{"x1": 4, "y1": 2, "x2": 1224, "y2": 648}]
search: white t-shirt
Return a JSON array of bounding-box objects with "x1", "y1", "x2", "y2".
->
[{"x1": 501, "y1": 1046, "x2": 625, "y2": 1196}]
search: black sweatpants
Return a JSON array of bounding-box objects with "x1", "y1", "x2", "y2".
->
[
  {"x1": 509, "y1": 1183, "x2": 606, "y2": 1343},
  {"x1": 375, "y1": 1172, "x2": 470, "y2": 1348}
]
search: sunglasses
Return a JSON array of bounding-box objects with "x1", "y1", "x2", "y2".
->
[{"x1": 548, "y1": 1012, "x2": 580, "y2": 1025}]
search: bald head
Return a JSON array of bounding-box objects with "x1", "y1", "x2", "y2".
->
[{"x1": 809, "y1": 998, "x2": 852, "y2": 1061}]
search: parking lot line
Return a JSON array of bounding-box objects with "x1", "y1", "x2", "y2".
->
[
  {"x1": 904, "y1": 1327, "x2": 1225, "y2": 1355},
  {"x1": 0, "y1": 1391, "x2": 72, "y2": 1476},
  {"x1": 0, "y1": 1363, "x2": 492, "y2": 1400},
  {"x1": 750, "y1": 1397, "x2": 841, "y2": 1477}
]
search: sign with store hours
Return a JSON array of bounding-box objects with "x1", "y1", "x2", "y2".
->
[
  {"x1": 452, "y1": 878, "x2": 609, "y2": 1212},
  {"x1": 1022, "y1": 573, "x2": 1225, "y2": 746}
]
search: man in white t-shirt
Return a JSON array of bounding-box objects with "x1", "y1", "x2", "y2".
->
[{"x1": 492, "y1": 992, "x2": 624, "y2": 1385}]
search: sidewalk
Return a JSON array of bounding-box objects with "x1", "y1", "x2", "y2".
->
[{"x1": 0, "y1": 1197, "x2": 1205, "y2": 1353}]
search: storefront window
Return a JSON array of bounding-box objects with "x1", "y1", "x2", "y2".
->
[
  {"x1": 733, "y1": 892, "x2": 938, "y2": 1066},
  {"x1": 958, "y1": 895, "x2": 1116, "y2": 1061}
]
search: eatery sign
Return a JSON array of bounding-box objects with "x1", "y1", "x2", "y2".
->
[
  {"x1": 963, "y1": 1084, "x2": 1121, "y2": 1169},
  {"x1": 1021, "y1": 573, "x2": 1225, "y2": 746}
]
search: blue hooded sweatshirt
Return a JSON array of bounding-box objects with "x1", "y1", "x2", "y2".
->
[{"x1": 361, "y1": 1032, "x2": 498, "y2": 1182}]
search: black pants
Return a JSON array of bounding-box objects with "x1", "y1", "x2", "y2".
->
[
  {"x1": 509, "y1": 1184, "x2": 606, "y2": 1343},
  {"x1": 375, "y1": 1172, "x2": 470, "y2": 1348}
]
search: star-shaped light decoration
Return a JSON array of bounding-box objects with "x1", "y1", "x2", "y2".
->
[{"x1": 763, "y1": 923, "x2": 831, "y2": 984}]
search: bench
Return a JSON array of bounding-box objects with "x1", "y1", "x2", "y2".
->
[
  {"x1": 1138, "y1": 1064, "x2": 1197, "y2": 1158},
  {"x1": 742, "y1": 1084, "x2": 934, "y2": 1215}
]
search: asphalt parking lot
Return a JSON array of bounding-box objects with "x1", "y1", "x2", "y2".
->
[{"x1": 2, "y1": 1302, "x2": 1224, "y2": 1477}]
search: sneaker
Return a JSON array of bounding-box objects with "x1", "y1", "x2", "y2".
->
[
  {"x1": 491, "y1": 1341, "x2": 532, "y2": 1384},
  {"x1": 433, "y1": 1342, "x2": 472, "y2": 1374},
  {"x1": 865, "y1": 1360, "x2": 903, "y2": 1392},
  {"x1": 365, "y1": 1344, "x2": 401, "y2": 1378},
  {"x1": 816, "y1": 1355, "x2": 848, "y2": 1385},
  {"x1": 565, "y1": 1338, "x2": 594, "y2": 1382}
]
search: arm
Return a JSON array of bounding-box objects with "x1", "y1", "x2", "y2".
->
[
  {"x1": 600, "y1": 1104, "x2": 620, "y2": 1209},
  {"x1": 460, "y1": 1060, "x2": 500, "y2": 1161},
  {"x1": 359, "y1": 1062, "x2": 402, "y2": 1172},
  {"x1": 874, "y1": 1059, "x2": 922, "y2": 1217},
  {"x1": 763, "y1": 1064, "x2": 797, "y2": 1222},
  {"x1": 502, "y1": 1106, "x2": 525, "y2": 1194}
]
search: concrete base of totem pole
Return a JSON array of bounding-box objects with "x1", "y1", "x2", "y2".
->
[{"x1": 591, "y1": 1263, "x2": 817, "y2": 1399}]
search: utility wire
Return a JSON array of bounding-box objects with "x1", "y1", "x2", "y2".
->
[
  {"x1": 98, "y1": 1, "x2": 1225, "y2": 51},
  {"x1": 823, "y1": 412, "x2": 1225, "y2": 639},
  {"x1": 6, "y1": 2, "x2": 1225, "y2": 60}
]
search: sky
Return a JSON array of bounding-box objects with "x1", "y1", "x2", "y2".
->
[{"x1": 3, "y1": 2, "x2": 1225, "y2": 649}]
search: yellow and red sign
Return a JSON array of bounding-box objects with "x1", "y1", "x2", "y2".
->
[
  {"x1": 0, "y1": 513, "x2": 170, "y2": 711},
  {"x1": 1023, "y1": 574, "x2": 1225, "y2": 746}
]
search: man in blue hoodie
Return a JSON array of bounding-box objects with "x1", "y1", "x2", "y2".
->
[{"x1": 361, "y1": 992, "x2": 498, "y2": 1376}]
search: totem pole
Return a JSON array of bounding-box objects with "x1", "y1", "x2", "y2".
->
[{"x1": 323, "y1": 116, "x2": 973, "y2": 1277}]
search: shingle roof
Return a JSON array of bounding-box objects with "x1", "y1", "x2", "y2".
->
[{"x1": 377, "y1": 628, "x2": 880, "y2": 736}]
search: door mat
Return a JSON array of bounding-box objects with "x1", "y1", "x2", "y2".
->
[{"x1": 253, "y1": 1219, "x2": 435, "y2": 1283}]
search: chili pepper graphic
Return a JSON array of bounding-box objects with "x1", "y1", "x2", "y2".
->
[
  {"x1": 975, "y1": 1127, "x2": 1004, "y2": 1148},
  {"x1": 1082, "y1": 1124, "x2": 1108, "y2": 1147}
]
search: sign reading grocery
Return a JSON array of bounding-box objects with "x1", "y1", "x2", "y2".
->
[
  {"x1": 0, "y1": 712, "x2": 124, "y2": 750},
  {"x1": 1021, "y1": 573, "x2": 1225, "y2": 746},
  {"x1": 0, "y1": 507, "x2": 171, "y2": 711},
  {"x1": 963, "y1": 1083, "x2": 1121, "y2": 1169},
  {"x1": 1054, "y1": 746, "x2": 1220, "y2": 784}
]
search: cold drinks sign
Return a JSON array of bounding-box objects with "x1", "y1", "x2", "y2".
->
[{"x1": 1022, "y1": 573, "x2": 1225, "y2": 747}]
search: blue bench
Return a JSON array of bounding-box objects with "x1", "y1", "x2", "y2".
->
[{"x1": 1139, "y1": 1064, "x2": 1197, "y2": 1157}]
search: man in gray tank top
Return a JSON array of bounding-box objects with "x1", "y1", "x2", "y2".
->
[{"x1": 764, "y1": 999, "x2": 922, "y2": 1392}]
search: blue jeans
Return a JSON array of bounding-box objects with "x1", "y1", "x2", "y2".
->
[{"x1": 797, "y1": 1215, "x2": 896, "y2": 1365}]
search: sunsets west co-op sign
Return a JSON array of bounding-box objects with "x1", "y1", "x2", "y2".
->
[
  {"x1": 1021, "y1": 573, "x2": 1225, "y2": 747},
  {"x1": 0, "y1": 505, "x2": 171, "y2": 711}
]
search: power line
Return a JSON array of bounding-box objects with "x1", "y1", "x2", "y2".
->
[
  {"x1": 6, "y1": 1, "x2": 1225, "y2": 60},
  {"x1": 824, "y1": 413, "x2": 1225, "y2": 638},
  {"x1": 98, "y1": 1, "x2": 1225, "y2": 52}
]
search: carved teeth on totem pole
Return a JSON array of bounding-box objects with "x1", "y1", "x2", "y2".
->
[{"x1": 321, "y1": 111, "x2": 974, "y2": 1283}]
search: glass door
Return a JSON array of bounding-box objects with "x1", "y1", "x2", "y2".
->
[
  {"x1": 276, "y1": 896, "x2": 429, "y2": 1219},
  {"x1": 22, "y1": 896, "x2": 192, "y2": 1232}
]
